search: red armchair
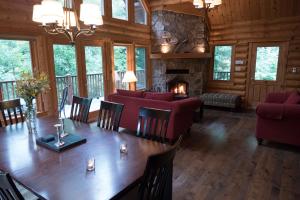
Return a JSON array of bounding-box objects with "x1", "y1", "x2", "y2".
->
[
  {"x1": 108, "y1": 92, "x2": 202, "y2": 143},
  {"x1": 256, "y1": 91, "x2": 300, "y2": 146}
]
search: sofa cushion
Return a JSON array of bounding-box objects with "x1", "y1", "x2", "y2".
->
[
  {"x1": 144, "y1": 92, "x2": 174, "y2": 101},
  {"x1": 117, "y1": 89, "x2": 144, "y2": 98},
  {"x1": 285, "y1": 91, "x2": 300, "y2": 104}
]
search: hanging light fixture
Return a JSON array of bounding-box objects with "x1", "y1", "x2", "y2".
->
[
  {"x1": 32, "y1": 0, "x2": 103, "y2": 44},
  {"x1": 193, "y1": 0, "x2": 222, "y2": 9}
]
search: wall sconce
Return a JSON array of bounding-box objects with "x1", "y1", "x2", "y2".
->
[{"x1": 160, "y1": 31, "x2": 178, "y2": 54}]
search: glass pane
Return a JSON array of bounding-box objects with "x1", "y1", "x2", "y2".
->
[
  {"x1": 134, "y1": 0, "x2": 147, "y2": 24},
  {"x1": 85, "y1": 46, "x2": 104, "y2": 112},
  {"x1": 112, "y1": 0, "x2": 128, "y2": 20},
  {"x1": 213, "y1": 46, "x2": 232, "y2": 81},
  {"x1": 114, "y1": 46, "x2": 127, "y2": 90},
  {"x1": 0, "y1": 39, "x2": 32, "y2": 100},
  {"x1": 83, "y1": 0, "x2": 104, "y2": 15},
  {"x1": 255, "y1": 47, "x2": 279, "y2": 81},
  {"x1": 135, "y1": 47, "x2": 146, "y2": 89},
  {"x1": 53, "y1": 44, "x2": 78, "y2": 117}
]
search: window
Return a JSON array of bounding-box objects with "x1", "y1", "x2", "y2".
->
[
  {"x1": 85, "y1": 46, "x2": 104, "y2": 111},
  {"x1": 112, "y1": 0, "x2": 128, "y2": 20},
  {"x1": 134, "y1": 0, "x2": 147, "y2": 25},
  {"x1": 114, "y1": 46, "x2": 128, "y2": 90},
  {"x1": 83, "y1": 0, "x2": 104, "y2": 15},
  {"x1": 254, "y1": 46, "x2": 279, "y2": 81},
  {"x1": 53, "y1": 44, "x2": 78, "y2": 116},
  {"x1": 0, "y1": 39, "x2": 32, "y2": 100},
  {"x1": 135, "y1": 47, "x2": 147, "y2": 89},
  {"x1": 213, "y1": 46, "x2": 232, "y2": 81}
]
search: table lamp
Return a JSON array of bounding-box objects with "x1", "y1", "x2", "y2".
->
[{"x1": 122, "y1": 71, "x2": 138, "y2": 91}]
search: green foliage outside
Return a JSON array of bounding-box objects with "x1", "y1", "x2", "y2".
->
[
  {"x1": 255, "y1": 47, "x2": 279, "y2": 81},
  {"x1": 53, "y1": 45, "x2": 77, "y2": 76},
  {"x1": 114, "y1": 46, "x2": 127, "y2": 72},
  {"x1": 213, "y1": 46, "x2": 232, "y2": 80},
  {"x1": 0, "y1": 40, "x2": 32, "y2": 81},
  {"x1": 83, "y1": 0, "x2": 104, "y2": 15},
  {"x1": 112, "y1": 0, "x2": 128, "y2": 20},
  {"x1": 85, "y1": 46, "x2": 103, "y2": 74},
  {"x1": 135, "y1": 47, "x2": 146, "y2": 71}
]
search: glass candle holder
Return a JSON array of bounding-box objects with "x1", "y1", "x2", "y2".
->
[
  {"x1": 54, "y1": 124, "x2": 64, "y2": 148},
  {"x1": 59, "y1": 117, "x2": 69, "y2": 138},
  {"x1": 120, "y1": 143, "x2": 128, "y2": 154},
  {"x1": 86, "y1": 157, "x2": 95, "y2": 171}
]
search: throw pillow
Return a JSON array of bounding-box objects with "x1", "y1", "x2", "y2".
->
[
  {"x1": 285, "y1": 91, "x2": 300, "y2": 104},
  {"x1": 117, "y1": 89, "x2": 144, "y2": 98},
  {"x1": 144, "y1": 92, "x2": 174, "y2": 101}
]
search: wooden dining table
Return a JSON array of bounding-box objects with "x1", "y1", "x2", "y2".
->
[{"x1": 0, "y1": 116, "x2": 170, "y2": 200}]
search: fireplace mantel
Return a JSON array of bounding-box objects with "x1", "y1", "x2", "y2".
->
[{"x1": 150, "y1": 53, "x2": 212, "y2": 60}]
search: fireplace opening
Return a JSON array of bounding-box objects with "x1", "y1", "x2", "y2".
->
[{"x1": 167, "y1": 78, "x2": 189, "y2": 99}]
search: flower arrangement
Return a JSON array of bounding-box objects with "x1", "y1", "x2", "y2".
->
[{"x1": 16, "y1": 72, "x2": 49, "y2": 105}]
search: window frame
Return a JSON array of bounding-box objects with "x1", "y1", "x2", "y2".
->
[
  {"x1": 211, "y1": 44, "x2": 235, "y2": 82},
  {"x1": 134, "y1": 45, "x2": 148, "y2": 90},
  {"x1": 134, "y1": 0, "x2": 148, "y2": 25},
  {"x1": 111, "y1": 0, "x2": 129, "y2": 21}
]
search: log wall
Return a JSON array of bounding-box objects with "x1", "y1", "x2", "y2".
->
[{"x1": 208, "y1": 16, "x2": 300, "y2": 107}]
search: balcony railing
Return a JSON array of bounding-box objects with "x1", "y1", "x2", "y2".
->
[
  {"x1": 0, "y1": 70, "x2": 146, "y2": 102},
  {"x1": 213, "y1": 71, "x2": 231, "y2": 81}
]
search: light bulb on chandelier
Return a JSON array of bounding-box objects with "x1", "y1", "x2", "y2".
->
[{"x1": 193, "y1": 0, "x2": 222, "y2": 9}]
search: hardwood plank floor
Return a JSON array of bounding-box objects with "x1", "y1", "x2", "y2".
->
[{"x1": 173, "y1": 109, "x2": 300, "y2": 200}]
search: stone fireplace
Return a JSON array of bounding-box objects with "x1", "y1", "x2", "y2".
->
[{"x1": 151, "y1": 10, "x2": 209, "y2": 97}]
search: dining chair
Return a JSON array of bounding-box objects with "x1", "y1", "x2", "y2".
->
[
  {"x1": 97, "y1": 101, "x2": 124, "y2": 132},
  {"x1": 114, "y1": 136, "x2": 183, "y2": 200},
  {"x1": 136, "y1": 107, "x2": 171, "y2": 143},
  {"x1": 58, "y1": 86, "x2": 68, "y2": 118},
  {"x1": 0, "y1": 99, "x2": 24, "y2": 127},
  {"x1": 0, "y1": 172, "x2": 40, "y2": 200},
  {"x1": 69, "y1": 96, "x2": 92, "y2": 123}
]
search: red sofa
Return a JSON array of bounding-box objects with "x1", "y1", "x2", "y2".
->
[
  {"x1": 256, "y1": 91, "x2": 300, "y2": 146},
  {"x1": 108, "y1": 90, "x2": 203, "y2": 142}
]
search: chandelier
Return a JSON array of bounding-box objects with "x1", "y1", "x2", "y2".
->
[
  {"x1": 32, "y1": 0, "x2": 103, "y2": 44},
  {"x1": 193, "y1": 0, "x2": 222, "y2": 9}
]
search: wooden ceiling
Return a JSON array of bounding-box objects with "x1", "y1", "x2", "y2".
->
[{"x1": 149, "y1": 0, "x2": 300, "y2": 25}]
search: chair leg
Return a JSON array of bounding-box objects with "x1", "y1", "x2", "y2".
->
[{"x1": 257, "y1": 138, "x2": 263, "y2": 145}]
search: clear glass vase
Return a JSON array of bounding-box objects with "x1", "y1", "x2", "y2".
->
[{"x1": 25, "y1": 100, "x2": 37, "y2": 134}]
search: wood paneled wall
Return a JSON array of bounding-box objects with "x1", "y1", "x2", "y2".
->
[{"x1": 208, "y1": 16, "x2": 300, "y2": 107}]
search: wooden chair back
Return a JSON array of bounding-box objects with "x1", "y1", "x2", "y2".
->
[
  {"x1": 70, "y1": 96, "x2": 92, "y2": 123},
  {"x1": 136, "y1": 107, "x2": 171, "y2": 143},
  {"x1": 138, "y1": 136, "x2": 183, "y2": 200},
  {"x1": 97, "y1": 101, "x2": 124, "y2": 132},
  {"x1": 0, "y1": 99, "x2": 24, "y2": 127},
  {"x1": 0, "y1": 172, "x2": 24, "y2": 200}
]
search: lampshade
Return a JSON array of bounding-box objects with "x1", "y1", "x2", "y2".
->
[
  {"x1": 32, "y1": 5, "x2": 44, "y2": 23},
  {"x1": 122, "y1": 71, "x2": 138, "y2": 83},
  {"x1": 80, "y1": 3, "x2": 103, "y2": 25},
  {"x1": 37, "y1": 0, "x2": 64, "y2": 24},
  {"x1": 214, "y1": 0, "x2": 222, "y2": 5},
  {"x1": 193, "y1": 0, "x2": 204, "y2": 8}
]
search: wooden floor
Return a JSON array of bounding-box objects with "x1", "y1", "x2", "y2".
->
[{"x1": 173, "y1": 109, "x2": 300, "y2": 200}]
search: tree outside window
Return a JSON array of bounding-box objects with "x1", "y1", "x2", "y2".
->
[
  {"x1": 213, "y1": 46, "x2": 232, "y2": 81},
  {"x1": 112, "y1": 0, "x2": 128, "y2": 20}
]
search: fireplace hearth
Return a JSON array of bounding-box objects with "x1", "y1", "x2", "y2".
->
[{"x1": 167, "y1": 78, "x2": 189, "y2": 98}]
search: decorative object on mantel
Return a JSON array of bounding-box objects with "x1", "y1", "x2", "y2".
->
[
  {"x1": 16, "y1": 72, "x2": 49, "y2": 134},
  {"x1": 193, "y1": 0, "x2": 222, "y2": 9},
  {"x1": 32, "y1": 0, "x2": 103, "y2": 44},
  {"x1": 150, "y1": 52, "x2": 212, "y2": 59}
]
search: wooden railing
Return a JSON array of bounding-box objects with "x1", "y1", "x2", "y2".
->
[
  {"x1": 214, "y1": 71, "x2": 231, "y2": 80},
  {"x1": 0, "y1": 70, "x2": 146, "y2": 102}
]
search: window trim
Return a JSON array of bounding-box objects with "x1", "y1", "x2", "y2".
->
[
  {"x1": 210, "y1": 44, "x2": 235, "y2": 83},
  {"x1": 134, "y1": 0, "x2": 148, "y2": 25},
  {"x1": 134, "y1": 45, "x2": 148, "y2": 90}
]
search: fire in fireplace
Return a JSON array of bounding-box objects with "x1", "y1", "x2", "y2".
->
[{"x1": 167, "y1": 78, "x2": 189, "y2": 98}]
